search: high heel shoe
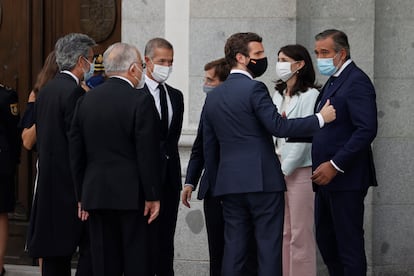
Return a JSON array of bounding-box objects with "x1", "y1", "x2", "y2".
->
[{"x1": 0, "y1": 267, "x2": 5, "y2": 276}]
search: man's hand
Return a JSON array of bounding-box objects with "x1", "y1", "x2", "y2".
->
[
  {"x1": 319, "y1": 99, "x2": 336, "y2": 123},
  {"x1": 311, "y1": 161, "x2": 338, "y2": 185},
  {"x1": 144, "y1": 200, "x2": 160, "y2": 224},
  {"x1": 181, "y1": 185, "x2": 193, "y2": 208},
  {"x1": 77, "y1": 202, "x2": 89, "y2": 221}
]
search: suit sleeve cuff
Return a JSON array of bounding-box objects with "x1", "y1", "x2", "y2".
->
[
  {"x1": 316, "y1": 113, "x2": 324, "y2": 128},
  {"x1": 184, "y1": 183, "x2": 195, "y2": 190},
  {"x1": 330, "y1": 160, "x2": 344, "y2": 173}
]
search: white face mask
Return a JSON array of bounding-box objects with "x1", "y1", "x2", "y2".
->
[
  {"x1": 151, "y1": 63, "x2": 172, "y2": 83},
  {"x1": 133, "y1": 64, "x2": 146, "y2": 89},
  {"x1": 275, "y1": 61, "x2": 297, "y2": 82}
]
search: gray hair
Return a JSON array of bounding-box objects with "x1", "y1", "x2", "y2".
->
[
  {"x1": 144, "y1": 37, "x2": 173, "y2": 58},
  {"x1": 315, "y1": 29, "x2": 351, "y2": 60},
  {"x1": 55, "y1": 33, "x2": 96, "y2": 71},
  {"x1": 103, "y1": 42, "x2": 139, "y2": 73}
]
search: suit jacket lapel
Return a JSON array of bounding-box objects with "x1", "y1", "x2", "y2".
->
[
  {"x1": 166, "y1": 85, "x2": 177, "y2": 138},
  {"x1": 317, "y1": 61, "x2": 356, "y2": 111}
]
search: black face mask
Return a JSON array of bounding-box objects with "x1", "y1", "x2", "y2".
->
[{"x1": 246, "y1": 57, "x2": 268, "y2": 78}]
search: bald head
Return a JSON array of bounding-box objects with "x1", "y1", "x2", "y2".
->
[{"x1": 103, "y1": 42, "x2": 141, "y2": 74}]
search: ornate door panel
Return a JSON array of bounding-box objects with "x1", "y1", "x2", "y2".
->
[{"x1": 0, "y1": 0, "x2": 121, "y2": 265}]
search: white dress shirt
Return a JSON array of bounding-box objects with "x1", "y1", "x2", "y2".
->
[{"x1": 144, "y1": 76, "x2": 173, "y2": 127}]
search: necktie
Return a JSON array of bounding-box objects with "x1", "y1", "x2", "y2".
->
[{"x1": 158, "y1": 84, "x2": 169, "y2": 140}]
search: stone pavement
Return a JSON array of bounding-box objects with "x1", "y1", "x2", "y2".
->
[{"x1": 3, "y1": 264, "x2": 75, "y2": 276}]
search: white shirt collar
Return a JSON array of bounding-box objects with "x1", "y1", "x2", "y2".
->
[
  {"x1": 230, "y1": 69, "x2": 253, "y2": 80},
  {"x1": 333, "y1": 59, "x2": 352, "y2": 77},
  {"x1": 145, "y1": 75, "x2": 161, "y2": 92},
  {"x1": 109, "y1": 76, "x2": 135, "y2": 87},
  {"x1": 61, "y1": 70, "x2": 79, "y2": 85}
]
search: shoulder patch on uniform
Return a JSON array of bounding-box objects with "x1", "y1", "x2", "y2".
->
[{"x1": 10, "y1": 103, "x2": 19, "y2": 116}]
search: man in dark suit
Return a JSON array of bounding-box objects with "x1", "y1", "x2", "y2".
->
[
  {"x1": 28, "y1": 33, "x2": 95, "y2": 276},
  {"x1": 312, "y1": 29, "x2": 377, "y2": 276},
  {"x1": 0, "y1": 84, "x2": 20, "y2": 276},
  {"x1": 138, "y1": 37, "x2": 184, "y2": 276},
  {"x1": 202, "y1": 32, "x2": 336, "y2": 276},
  {"x1": 182, "y1": 58, "x2": 258, "y2": 276},
  {"x1": 69, "y1": 42, "x2": 161, "y2": 276},
  {"x1": 182, "y1": 58, "x2": 229, "y2": 276}
]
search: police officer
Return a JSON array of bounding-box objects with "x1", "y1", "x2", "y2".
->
[
  {"x1": 0, "y1": 84, "x2": 20, "y2": 276},
  {"x1": 85, "y1": 54, "x2": 106, "y2": 89}
]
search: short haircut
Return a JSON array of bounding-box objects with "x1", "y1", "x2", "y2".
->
[
  {"x1": 224, "y1": 32, "x2": 262, "y2": 68},
  {"x1": 315, "y1": 29, "x2": 351, "y2": 59},
  {"x1": 54, "y1": 33, "x2": 96, "y2": 71},
  {"x1": 144, "y1": 37, "x2": 173, "y2": 58},
  {"x1": 103, "y1": 42, "x2": 139, "y2": 73},
  {"x1": 204, "y1": 58, "x2": 230, "y2": 82}
]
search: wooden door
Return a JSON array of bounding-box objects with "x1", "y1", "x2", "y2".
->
[{"x1": 0, "y1": 0, "x2": 121, "y2": 265}]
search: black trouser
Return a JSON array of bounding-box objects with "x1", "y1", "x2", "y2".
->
[
  {"x1": 42, "y1": 256, "x2": 71, "y2": 276},
  {"x1": 89, "y1": 210, "x2": 150, "y2": 276},
  {"x1": 149, "y1": 185, "x2": 180, "y2": 276},
  {"x1": 42, "y1": 223, "x2": 92, "y2": 276}
]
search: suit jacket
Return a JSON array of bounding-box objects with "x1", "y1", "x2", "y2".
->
[
  {"x1": 184, "y1": 117, "x2": 210, "y2": 199},
  {"x1": 273, "y1": 88, "x2": 319, "y2": 175},
  {"x1": 203, "y1": 73, "x2": 321, "y2": 197},
  {"x1": 69, "y1": 77, "x2": 161, "y2": 210},
  {"x1": 0, "y1": 85, "x2": 20, "y2": 174},
  {"x1": 29, "y1": 73, "x2": 85, "y2": 257},
  {"x1": 139, "y1": 83, "x2": 184, "y2": 190},
  {"x1": 312, "y1": 61, "x2": 378, "y2": 191}
]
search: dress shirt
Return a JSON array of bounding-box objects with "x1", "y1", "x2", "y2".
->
[{"x1": 145, "y1": 76, "x2": 172, "y2": 127}]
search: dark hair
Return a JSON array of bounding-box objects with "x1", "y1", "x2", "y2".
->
[
  {"x1": 33, "y1": 51, "x2": 59, "y2": 95},
  {"x1": 275, "y1": 44, "x2": 321, "y2": 96},
  {"x1": 224, "y1": 32, "x2": 262, "y2": 68},
  {"x1": 204, "y1": 58, "x2": 230, "y2": 82},
  {"x1": 144, "y1": 37, "x2": 174, "y2": 58},
  {"x1": 315, "y1": 29, "x2": 351, "y2": 59}
]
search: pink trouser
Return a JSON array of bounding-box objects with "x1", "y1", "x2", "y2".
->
[{"x1": 282, "y1": 166, "x2": 316, "y2": 276}]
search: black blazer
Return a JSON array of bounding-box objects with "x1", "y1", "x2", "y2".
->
[
  {"x1": 69, "y1": 77, "x2": 161, "y2": 210},
  {"x1": 185, "y1": 118, "x2": 210, "y2": 199},
  {"x1": 139, "y1": 83, "x2": 184, "y2": 190},
  {"x1": 0, "y1": 85, "x2": 20, "y2": 174},
  {"x1": 29, "y1": 73, "x2": 85, "y2": 257}
]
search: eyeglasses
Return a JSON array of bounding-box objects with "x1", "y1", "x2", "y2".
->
[
  {"x1": 133, "y1": 61, "x2": 146, "y2": 69},
  {"x1": 83, "y1": 56, "x2": 95, "y2": 64}
]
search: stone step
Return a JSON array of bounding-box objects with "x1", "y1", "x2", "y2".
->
[{"x1": 3, "y1": 264, "x2": 75, "y2": 276}]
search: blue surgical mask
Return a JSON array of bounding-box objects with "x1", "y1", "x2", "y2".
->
[
  {"x1": 82, "y1": 57, "x2": 95, "y2": 81},
  {"x1": 316, "y1": 53, "x2": 338, "y2": 76},
  {"x1": 203, "y1": 85, "x2": 215, "y2": 94}
]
